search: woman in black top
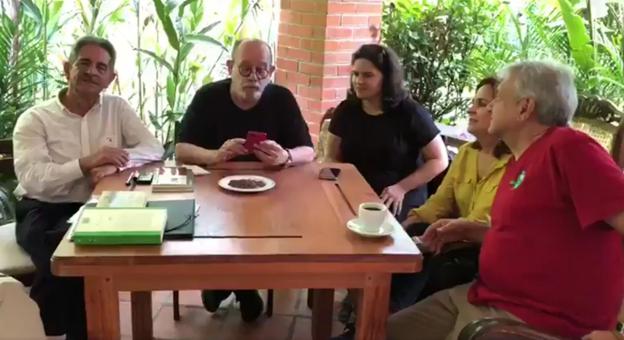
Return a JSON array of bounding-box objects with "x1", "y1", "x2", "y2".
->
[{"x1": 326, "y1": 44, "x2": 448, "y2": 222}]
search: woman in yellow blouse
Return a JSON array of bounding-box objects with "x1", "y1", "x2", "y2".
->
[
  {"x1": 399, "y1": 76, "x2": 511, "y2": 306},
  {"x1": 403, "y1": 77, "x2": 510, "y2": 242}
]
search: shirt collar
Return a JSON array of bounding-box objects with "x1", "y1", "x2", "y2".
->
[{"x1": 55, "y1": 88, "x2": 103, "y2": 116}]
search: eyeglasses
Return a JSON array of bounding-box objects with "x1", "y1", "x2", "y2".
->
[{"x1": 238, "y1": 65, "x2": 271, "y2": 79}]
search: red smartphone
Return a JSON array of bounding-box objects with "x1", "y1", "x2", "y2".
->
[{"x1": 244, "y1": 131, "x2": 268, "y2": 150}]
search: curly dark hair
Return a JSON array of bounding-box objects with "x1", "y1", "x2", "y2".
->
[{"x1": 347, "y1": 44, "x2": 408, "y2": 110}]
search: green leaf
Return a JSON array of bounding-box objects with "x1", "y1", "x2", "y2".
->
[
  {"x1": 557, "y1": 0, "x2": 595, "y2": 71},
  {"x1": 135, "y1": 48, "x2": 174, "y2": 73},
  {"x1": 21, "y1": 0, "x2": 43, "y2": 26},
  {"x1": 166, "y1": 75, "x2": 176, "y2": 110},
  {"x1": 153, "y1": 0, "x2": 180, "y2": 50},
  {"x1": 198, "y1": 20, "x2": 220, "y2": 35},
  {"x1": 185, "y1": 34, "x2": 228, "y2": 51},
  {"x1": 177, "y1": 0, "x2": 199, "y2": 17}
]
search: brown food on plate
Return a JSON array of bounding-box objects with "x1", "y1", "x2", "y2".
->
[{"x1": 228, "y1": 179, "x2": 266, "y2": 189}]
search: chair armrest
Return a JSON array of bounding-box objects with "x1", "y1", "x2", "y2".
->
[{"x1": 458, "y1": 317, "x2": 568, "y2": 340}]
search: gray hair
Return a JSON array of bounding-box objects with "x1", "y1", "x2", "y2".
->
[
  {"x1": 69, "y1": 36, "x2": 117, "y2": 68},
  {"x1": 499, "y1": 61, "x2": 578, "y2": 126},
  {"x1": 231, "y1": 38, "x2": 273, "y2": 65}
]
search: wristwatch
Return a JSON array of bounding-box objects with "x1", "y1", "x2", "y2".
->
[{"x1": 283, "y1": 149, "x2": 293, "y2": 168}]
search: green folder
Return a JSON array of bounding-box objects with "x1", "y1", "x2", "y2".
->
[
  {"x1": 73, "y1": 207, "x2": 167, "y2": 245},
  {"x1": 148, "y1": 199, "x2": 195, "y2": 240}
]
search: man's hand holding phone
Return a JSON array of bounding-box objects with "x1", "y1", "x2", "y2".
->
[{"x1": 215, "y1": 138, "x2": 248, "y2": 163}]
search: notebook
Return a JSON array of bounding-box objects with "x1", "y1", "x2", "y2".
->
[
  {"x1": 148, "y1": 199, "x2": 196, "y2": 240},
  {"x1": 96, "y1": 191, "x2": 148, "y2": 208},
  {"x1": 73, "y1": 208, "x2": 167, "y2": 245},
  {"x1": 152, "y1": 167, "x2": 194, "y2": 192}
]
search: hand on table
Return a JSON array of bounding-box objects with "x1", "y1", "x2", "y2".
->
[
  {"x1": 380, "y1": 183, "x2": 407, "y2": 216},
  {"x1": 215, "y1": 138, "x2": 248, "y2": 163},
  {"x1": 253, "y1": 140, "x2": 289, "y2": 166},
  {"x1": 89, "y1": 165, "x2": 118, "y2": 185}
]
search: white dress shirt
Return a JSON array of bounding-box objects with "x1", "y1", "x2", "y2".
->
[{"x1": 13, "y1": 90, "x2": 164, "y2": 203}]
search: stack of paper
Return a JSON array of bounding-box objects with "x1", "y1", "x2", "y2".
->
[
  {"x1": 97, "y1": 191, "x2": 148, "y2": 208},
  {"x1": 73, "y1": 208, "x2": 167, "y2": 245},
  {"x1": 152, "y1": 167, "x2": 194, "y2": 192}
]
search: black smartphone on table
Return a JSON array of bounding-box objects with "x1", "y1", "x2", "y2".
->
[{"x1": 319, "y1": 167, "x2": 341, "y2": 181}]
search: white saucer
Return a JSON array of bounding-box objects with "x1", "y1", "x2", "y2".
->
[
  {"x1": 218, "y1": 175, "x2": 276, "y2": 193},
  {"x1": 346, "y1": 218, "x2": 393, "y2": 238}
]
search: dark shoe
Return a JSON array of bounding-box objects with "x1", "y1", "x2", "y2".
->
[
  {"x1": 235, "y1": 290, "x2": 263, "y2": 322},
  {"x1": 331, "y1": 323, "x2": 355, "y2": 340},
  {"x1": 201, "y1": 289, "x2": 232, "y2": 312}
]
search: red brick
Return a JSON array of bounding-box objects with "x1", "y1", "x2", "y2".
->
[
  {"x1": 275, "y1": 69, "x2": 289, "y2": 85},
  {"x1": 322, "y1": 88, "x2": 337, "y2": 99},
  {"x1": 280, "y1": 10, "x2": 301, "y2": 23},
  {"x1": 281, "y1": 0, "x2": 291, "y2": 10},
  {"x1": 276, "y1": 58, "x2": 298, "y2": 72},
  {"x1": 353, "y1": 27, "x2": 374, "y2": 39},
  {"x1": 291, "y1": 0, "x2": 323, "y2": 13},
  {"x1": 292, "y1": 72, "x2": 311, "y2": 85},
  {"x1": 299, "y1": 62, "x2": 323, "y2": 75},
  {"x1": 323, "y1": 65, "x2": 338, "y2": 76},
  {"x1": 323, "y1": 76, "x2": 350, "y2": 89},
  {"x1": 368, "y1": 16, "x2": 382, "y2": 27},
  {"x1": 322, "y1": 99, "x2": 343, "y2": 111},
  {"x1": 278, "y1": 35, "x2": 301, "y2": 49},
  {"x1": 310, "y1": 76, "x2": 323, "y2": 87},
  {"x1": 341, "y1": 15, "x2": 370, "y2": 26},
  {"x1": 326, "y1": 15, "x2": 341, "y2": 26},
  {"x1": 287, "y1": 48, "x2": 312, "y2": 62},
  {"x1": 286, "y1": 83, "x2": 298, "y2": 95},
  {"x1": 326, "y1": 27, "x2": 352, "y2": 39},
  {"x1": 287, "y1": 24, "x2": 314, "y2": 37},
  {"x1": 356, "y1": 3, "x2": 382, "y2": 14},
  {"x1": 277, "y1": 45, "x2": 289, "y2": 59},
  {"x1": 327, "y1": 2, "x2": 357, "y2": 13},
  {"x1": 298, "y1": 85, "x2": 322, "y2": 99},
  {"x1": 310, "y1": 52, "x2": 325, "y2": 64},
  {"x1": 324, "y1": 52, "x2": 353, "y2": 64},
  {"x1": 337, "y1": 65, "x2": 352, "y2": 76},
  {"x1": 295, "y1": 97, "x2": 308, "y2": 109},
  {"x1": 308, "y1": 100, "x2": 322, "y2": 111},
  {"x1": 311, "y1": 27, "x2": 326, "y2": 39},
  {"x1": 300, "y1": 39, "x2": 324, "y2": 52},
  {"x1": 300, "y1": 13, "x2": 326, "y2": 26}
]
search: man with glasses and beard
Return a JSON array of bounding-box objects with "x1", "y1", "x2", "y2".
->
[{"x1": 175, "y1": 39, "x2": 314, "y2": 322}]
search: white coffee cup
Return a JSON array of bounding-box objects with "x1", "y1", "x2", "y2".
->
[{"x1": 357, "y1": 202, "x2": 388, "y2": 232}]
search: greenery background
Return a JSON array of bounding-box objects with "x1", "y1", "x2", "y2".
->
[{"x1": 1, "y1": 0, "x2": 622, "y2": 144}]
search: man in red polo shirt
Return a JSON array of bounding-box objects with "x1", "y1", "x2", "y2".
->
[{"x1": 387, "y1": 61, "x2": 624, "y2": 340}]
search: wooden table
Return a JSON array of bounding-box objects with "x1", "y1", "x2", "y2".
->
[{"x1": 52, "y1": 162, "x2": 421, "y2": 340}]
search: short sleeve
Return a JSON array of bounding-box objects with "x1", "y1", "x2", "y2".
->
[
  {"x1": 556, "y1": 133, "x2": 624, "y2": 228},
  {"x1": 328, "y1": 100, "x2": 350, "y2": 138},
  {"x1": 404, "y1": 99, "x2": 440, "y2": 148},
  {"x1": 276, "y1": 87, "x2": 313, "y2": 148},
  {"x1": 178, "y1": 87, "x2": 215, "y2": 148}
]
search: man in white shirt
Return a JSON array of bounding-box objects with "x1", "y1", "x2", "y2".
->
[{"x1": 12, "y1": 36, "x2": 163, "y2": 339}]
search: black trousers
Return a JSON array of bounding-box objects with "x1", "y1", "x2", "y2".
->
[
  {"x1": 389, "y1": 223, "x2": 480, "y2": 313},
  {"x1": 15, "y1": 197, "x2": 86, "y2": 340}
]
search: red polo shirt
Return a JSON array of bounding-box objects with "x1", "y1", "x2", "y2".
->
[{"x1": 468, "y1": 127, "x2": 624, "y2": 338}]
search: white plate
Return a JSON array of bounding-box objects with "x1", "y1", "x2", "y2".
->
[
  {"x1": 346, "y1": 218, "x2": 393, "y2": 238},
  {"x1": 218, "y1": 175, "x2": 276, "y2": 193}
]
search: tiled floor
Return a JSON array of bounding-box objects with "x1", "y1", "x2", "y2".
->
[{"x1": 116, "y1": 289, "x2": 347, "y2": 340}]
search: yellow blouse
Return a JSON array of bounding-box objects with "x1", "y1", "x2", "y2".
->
[{"x1": 408, "y1": 142, "x2": 511, "y2": 224}]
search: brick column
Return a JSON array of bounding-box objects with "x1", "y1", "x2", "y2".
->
[{"x1": 275, "y1": 0, "x2": 383, "y2": 141}]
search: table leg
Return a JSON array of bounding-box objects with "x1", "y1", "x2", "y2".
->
[
  {"x1": 131, "y1": 291, "x2": 153, "y2": 340},
  {"x1": 355, "y1": 273, "x2": 391, "y2": 340},
  {"x1": 84, "y1": 276, "x2": 120, "y2": 340},
  {"x1": 311, "y1": 288, "x2": 334, "y2": 340}
]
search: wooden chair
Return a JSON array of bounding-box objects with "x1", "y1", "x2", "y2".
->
[{"x1": 0, "y1": 139, "x2": 36, "y2": 286}]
